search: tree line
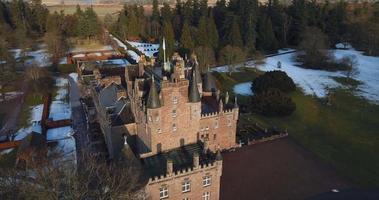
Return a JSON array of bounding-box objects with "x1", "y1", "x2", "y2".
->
[{"x1": 110, "y1": 0, "x2": 379, "y2": 71}]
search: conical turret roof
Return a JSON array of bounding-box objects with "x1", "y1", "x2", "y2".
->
[
  {"x1": 189, "y1": 70, "x2": 201, "y2": 103},
  {"x1": 203, "y1": 70, "x2": 217, "y2": 92},
  {"x1": 146, "y1": 76, "x2": 161, "y2": 109}
]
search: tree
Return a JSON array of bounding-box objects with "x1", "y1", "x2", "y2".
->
[
  {"x1": 159, "y1": 21, "x2": 175, "y2": 61},
  {"x1": 219, "y1": 45, "x2": 246, "y2": 75},
  {"x1": 0, "y1": 37, "x2": 16, "y2": 101},
  {"x1": 340, "y1": 55, "x2": 359, "y2": 79},
  {"x1": 195, "y1": 46, "x2": 216, "y2": 73},
  {"x1": 207, "y1": 14, "x2": 219, "y2": 50},
  {"x1": 226, "y1": 15, "x2": 243, "y2": 47},
  {"x1": 252, "y1": 70, "x2": 296, "y2": 94},
  {"x1": 296, "y1": 27, "x2": 335, "y2": 70},
  {"x1": 180, "y1": 20, "x2": 194, "y2": 52},
  {"x1": 25, "y1": 66, "x2": 54, "y2": 96},
  {"x1": 44, "y1": 31, "x2": 69, "y2": 68},
  {"x1": 0, "y1": 151, "x2": 145, "y2": 199},
  {"x1": 257, "y1": 14, "x2": 278, "y2": 53},
  {"x1": 251, "y1": 88, "x2": 296, "y2": 116},
  {"x1": 196, "y1": 16, "x2": 208, "y2": 47}
]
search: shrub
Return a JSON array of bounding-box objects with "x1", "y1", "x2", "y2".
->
[
  {"x1": 57, "y1": 64, "x2": 76, "y2": 74},
  {"x1": 251, "y1": 88, "x2": 296, "y2": 117},
  {"x1": 252, "y1": 70, "x2": 296, "y2": 94}
]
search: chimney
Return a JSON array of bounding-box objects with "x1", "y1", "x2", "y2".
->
[
  {"x1": 166, "y1": 159, "x2": 173, "y2": 175},
  {"x1": 193, "y1": 152, "x2": 200, "y2": 169}
]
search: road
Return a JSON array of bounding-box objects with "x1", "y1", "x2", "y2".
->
[{"x1": 67, "y1": 75, "x2": 89, "y2": 167}]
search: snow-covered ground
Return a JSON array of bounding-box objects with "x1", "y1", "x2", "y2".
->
[
  {"x1": 0, "y1": 91, "x2": 23, "y2": 102},
  {"x1": 13, "y1": 76, "x2": 76, "y2": 164},
  {"x1": 234, "y1": 82, "x2": 253, "y2": 96},
  {"x1": 10, "y1": 44, "x2": 51, "y2": 67},
  {"x1": 216, "y1": 47, "x2": 379, "y2": 104},
  {"x1": 49, "y1": 78, "x2": 71, "y2": 121},
  {"x1": 127, "y1": 50, "x2": 140, "y2": 62},
  {"x1": 127, "y1": 40, "x2": 159, "y2": 58},
  {"x1": 47, "y1": 126, "x2": 76, "y2": 163},
  {"x1": 109, "y1": 34, "x2": 127, "y2": 51},
  {"x1": 70, "y1": 45, "x2": 113, "y2": 53},
  {"x1": 69, "y1": 73, "x2": 78, "y2": 83}
]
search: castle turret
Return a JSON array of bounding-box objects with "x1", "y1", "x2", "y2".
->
[
  {"x1": 189, "y1": 70, "x2": 201, "y2": 103},
  {"x1": 146, "y1": 76, "x2": 161, "y2": 109},
  {"x1": 203, "y1": 70, "x2": 217, "y2": 93}
]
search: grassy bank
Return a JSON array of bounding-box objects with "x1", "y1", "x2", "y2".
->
[{"x1": 215, "y1": 71, "x2": 379, "y2": 187}]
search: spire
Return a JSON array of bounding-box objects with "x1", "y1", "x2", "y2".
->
[
  {"x1": 163, "y1": 37, "x2": 166, "y2": 64},
  {"x1": 225, "y1": 92, "x2": 229, "y2": 104},
  {"x1": 203, "y1": 70, "x2": 216, "y2": 92},
  {"x1": 189, "y1": 70, "x2": 201, "y2": 102},
  {"x1": 146, "y1": 75, "x2": 161, "y2": 109}
]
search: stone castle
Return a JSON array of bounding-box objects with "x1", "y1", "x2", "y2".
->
[{"x1": 83, "y1": 52, "x2": 239, "y2": 200}]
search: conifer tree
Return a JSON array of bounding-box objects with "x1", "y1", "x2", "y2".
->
[
  {"x1": 180, "y1": 20, "x2": 194, "y2": 51},
  {"x1": 197, "y1": 16, "x2": 208, "y2": 47},
  {"x1": 207, "y1": 14, "x2": 219, "y2": 50},
  {"x1": 227, "y1": 16, "x2": 243, "y2": 47},
  {"x1": 159, "y1": 21, "x2": 175, "y2": 61},
  {"x1": 257, "y1": 15, "x2": 279, "y2": 52}
]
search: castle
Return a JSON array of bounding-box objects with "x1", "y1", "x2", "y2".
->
[{"x1": 83, "y1": 50, "x2": 239, "y2": 199}]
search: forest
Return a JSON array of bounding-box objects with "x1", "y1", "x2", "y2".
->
[{"x1": 109, "y1": 0, "x2": 379, "y2": 71}]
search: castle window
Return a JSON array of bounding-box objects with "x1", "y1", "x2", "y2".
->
[
  {"x1": 214, "y1": 121, "x2": 219, "y2": 129},
  {"x1": 172, "y1": 109, "x2": 177, "y2": 117},
  {"x1": 214, "y1": 134, "x2": 217, "y2": 140},
  {"x1": 183, "y1": 198, "x2": 190, "y2": 200},
  {"x1": 148, "y1": 116, "x2": 152, "y2": 122},
  {"x1": 173, "y1": 124, "x2": 177, "y2": 132},
  {"x1": 202, "y1": 192, "x2": 210, "y2": 200},
  {"x1": 157, "y1": 128, "x2": 162, "y2": 134},
  {"x1": 173, "y1": 96, "x2": 178, "y2": 104},
  {"x1": 182, "y1": 179, "x2": 191, "y2": 193},
  {"x1": 159, "y1": 186, "x2": 168, "y2": 199},
  {"x1": 203, "y1": 176, "x2": 211, "y2": 187},
  {"x1": 227, "y1": 119, "x2": 232, "y2": 127}
]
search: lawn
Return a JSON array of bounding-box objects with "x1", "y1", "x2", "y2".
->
[
  {"x1": 47, "y1": 5, "x2": 123, "y2": 18},
  {"x1": 215, "y1": 71, "x2": 379, "y2": 187}
]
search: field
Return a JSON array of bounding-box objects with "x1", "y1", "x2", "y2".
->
[
  {"x1": 215, "y1": 70, "x2": 379, "y2": 187},
  {"x1": 47, "y1": 5, "x2": 123, "y2": 17}
]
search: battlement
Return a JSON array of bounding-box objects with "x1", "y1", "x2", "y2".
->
[
  {"x1": 200, "y1": 108, "x2": 236, "y2": 118},
  {"x1": 148, "y1": 161, "x2": 217, "y2": 183}
]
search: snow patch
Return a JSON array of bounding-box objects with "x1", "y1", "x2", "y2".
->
[
  {"x1": 69, "y1": 73, "x2": 78, "y2": 83},
  {"x1": 234, "y1": 82, "x2": 253, "y2": 96},
  {"x1": 127, "y1": 40, "x2": 159, "y2": 58}
]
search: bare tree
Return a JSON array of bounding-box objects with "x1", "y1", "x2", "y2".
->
[
  {"x1": 219, "y1": 45, "x2": 246, "y2": 75},
  {"x1": 340, "y1": 55, "x2": 359, "y2": 79},
  {"x1": 195, "y1": 46, "x2": 216, "y2": 73},
  {"x1": 0, "y1": 150, "x2": 145, "y2": 200}
]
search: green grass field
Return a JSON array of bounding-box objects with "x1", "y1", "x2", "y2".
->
[
  {"x1": 47, "y1": 5, "x2": 123, "y2": 17},
  {"x1": 215, "y1": 70, "x2": 379, "y2": 187}
]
